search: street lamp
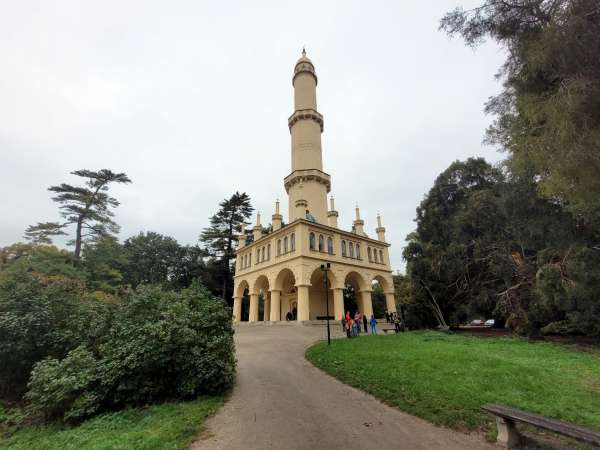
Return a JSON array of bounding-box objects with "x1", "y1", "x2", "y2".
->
[{"x1": 320, "y1": 263, "x2": 332, "y2": 345}]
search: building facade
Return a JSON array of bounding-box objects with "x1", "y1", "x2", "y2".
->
[{"x1": 232, "y1": 50, "x2": 396, "y2": 323}]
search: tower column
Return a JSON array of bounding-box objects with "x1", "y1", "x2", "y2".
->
[
  {"x1": 270, "y1": 290, "x2": 281, "y2": 321},
  {"x1": 249, "y1": 293, "x2": 259, "y2": 322},
  {"x1": 233, "y1": 296, "x2": 242, "y2": 323},
  {"x1": 296, "y1": 284, "x2": 310, "y2": 321},
  {"x1": 332, "y1": 288, "x2": 344, "y2": 320},
  {"x1": 385, "y1": 292, "x2": 397, "y2": 314},
  {"x1": 359, "y1": 289, "x2": 373, "y2": 318}
]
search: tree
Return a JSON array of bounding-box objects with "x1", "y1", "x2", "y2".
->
[
  {"x1": 26, "y1": 170, "x2": 131, "y2": 260},
  {"x1": 200, "y1": 192, "x2": 253, "y2": 303},
  {"x1": 440, "y1": 0, "x2": 600, "y2": 230},
  {"x1": 121, "y1": 232, "x2": 185, "y2": 288}
]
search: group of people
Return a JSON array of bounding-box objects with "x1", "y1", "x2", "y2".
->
[
  {"x1": 385, "y1": 311, "x2": 404, "y2": 333},
  {"x1": 342, "y1": 311, "x2": 377, "y2": 338}
]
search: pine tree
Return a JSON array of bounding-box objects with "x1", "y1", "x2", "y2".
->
[
  {"x1": 25, "y1": 169, "x2": 131, "y2": 260},
  {"x1": 200, "y1": 192, "x2": 253, "y2": 303}
]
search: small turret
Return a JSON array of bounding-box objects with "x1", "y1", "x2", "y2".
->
[
  {"x1": 238, "y1": 223, "x2": 247, "y2": 248},
  {"x1": 253, "y1": 212, "x2": 262, "y2": 241},
  {"x1": 353, "y1": 204, "x2": 365, "y2": 236},
  {"x1": 376, "y1": 213, "x2": 386, "y2": 242},
  {"x1": 272, "y1": 199, "x2": 283, "y2": 231},
  {"x1": 327, "y1": 196, "x2": 339, "y2": 228}
]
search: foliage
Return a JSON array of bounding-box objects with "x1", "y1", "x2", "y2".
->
[
  {"x1": 24, "y1": 283, "x2": 235, "y2": 422},
  {"x1": 200, "y1": 192, "x2": 253, "y2": 303},
  {"x1": 0, "y1": 269, "x2": 108, "y2": 400},
  {"x1": 81, "y1": 236, "x2": 128, "y2": 293},
  {"x1": 404, "y1": 158, "x2": 600, "y2": 336},
  {"x1": 25, "y1": 169, "x2": 131, "y2": 259},
  {"x1": 0, "y1": 396, "x2": 224, "y2": 450},
  {"x1": 440, "y1": 0, "x2": 600, "y2": 231},
  {"x1": 306, "y1": 331, "x2": 600, "y2": 433}
]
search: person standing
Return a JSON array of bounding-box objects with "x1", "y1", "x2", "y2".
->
[
  {"x1": 394, "y1": 313, "x2": 401, "y2": 333},
  {"x1": 362, "y1": 313, "x2": 368, "y2": 333},
  {"x1": 354, "y1": 311, "x2": 361, "y2": 336},
  {"x1": 345, "y1": 311, "x2": 353, "y2": 338},
  {"x1": 370, "y1": 315, "x2": 377, "y2": 335}
]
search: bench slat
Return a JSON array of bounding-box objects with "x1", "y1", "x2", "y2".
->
[{"x1": 482, "y1": 404, "x2": 600, "y2": 446}]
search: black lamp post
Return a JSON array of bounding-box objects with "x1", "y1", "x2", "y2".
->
[{"x1": 320, "y1": 263, "x2": 331, "y2": 345}]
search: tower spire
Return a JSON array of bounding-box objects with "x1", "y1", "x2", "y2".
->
[{"x1": 284, "y1": 51, "x2": 330, "y2": 224}]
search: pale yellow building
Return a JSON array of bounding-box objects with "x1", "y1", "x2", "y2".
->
[{"x1": 232, "y1": 50, "x2": 396, "y2": 323}]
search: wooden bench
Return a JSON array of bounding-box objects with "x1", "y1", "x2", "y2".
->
[
  {"x1": 381, "y1": 327, "x2": 396, "y2": 334},
  {"x1": 482, "y1": 403, "x2": 600, "y2": 449}
]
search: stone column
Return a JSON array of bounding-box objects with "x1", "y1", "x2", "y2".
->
[
  {"x1": 270, "y1": 290, "x2": 281, "y2": 321},
  {"x1": 359, "y1": 290, "x2": 374, "y2": 318},
  {"x1": 297, "y1": 285, "x2": 310, "y2": 321},
  {"x1": 232, "y1": 296, "x2": 242, "y2": 323},
  {"x1": 385, "y1": 292, "x2": 397, "y2": 314},
  {"x1": 264, "y1": 293, "x2": 271, "y2": 322},
  {"x1": 332, "y1": 288, "x2": 344, "y2": 320},
  {"x1": 249, "y1": 293, "x2": 259, "y2": 322}
]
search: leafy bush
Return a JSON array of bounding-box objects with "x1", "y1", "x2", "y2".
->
[
  {"x1": 25, "y1": 283, "x2": 235, "y2": 422},
  {"x1": 0, "y1": 269, "x2": 101, "y2": 399}
]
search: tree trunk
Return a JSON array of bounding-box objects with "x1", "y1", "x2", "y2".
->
[{"x1": 74, "y1": 216, "x2": 83, "y2": 261}]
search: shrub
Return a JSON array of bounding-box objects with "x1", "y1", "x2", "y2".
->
[
  {"x1": 25, "y1": 283, "x2": 235, "y2": 421},
  {"x1": 0, "y1": 270, "x2": 99, "y2": 399},
  {"x1": 25, "y1": 347, "x2": 100, "y2": 421}
]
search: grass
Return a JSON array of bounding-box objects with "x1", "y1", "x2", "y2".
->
[
  {"x1": 306, "y1": 331, "x2": 600, "y2": 434},
  {"x1": 0, "y1": 396, "x2": 224, "y2": 450}
]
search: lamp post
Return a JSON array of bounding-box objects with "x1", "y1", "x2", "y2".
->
[{"x1": 320, "y1": 263, "x2": 331, "y2": 345}]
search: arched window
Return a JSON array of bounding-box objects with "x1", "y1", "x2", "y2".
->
[
  {"x1": 373, "y1": 249, "x2": 378, "y2": 263},
  {"x1": 327, "y1": 237, "x2": 333, "y2": 254},
  {"x1": 249, "y1": 254, "x2": 252, "y2": 266},
  {"x1": 318, "y1": 235, "x2": 324, "y2": 252},
  {"x1": 356, "y1": 244, "x2": 361, "y2": 259},
  {"x1": 349, "y1": 242, "x2": 354, "y2": 258},
  {"x1": 291, "y1": 233, "x2": 295, "y2": 251},
  {"x1": 309, "y1": 232, "x2": 316, "y2": 250},
  {"x1": 368, "y1": 247, "x2": 372, "y2": 262},
  {"x1": 267, "y1": 244, "x2": 271, "y2": 260},
  {"x1": 284, "y1": 236, "x2": 288, "y2": 253},
  {"x1": 262, "y1": 247, "x2": 265, "y2": 262},
  {"x1": 277, "y1": 239, "x2": 281, "y2": 256},
  {"x1": 341, "y1": 240, "x2": 347, "y2": 257},
  {"x1": 257, "y1": 248, "x2": 261, "y2": 262},
  {"x1": 379, "y1": 249, "x2": 384, "y2": 264}
]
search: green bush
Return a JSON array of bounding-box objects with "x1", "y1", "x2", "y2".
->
[
  {"x1": 0, "y1": 270, "x2": 100, "y2": 399},
  {"x1": 25, "y1": 347, "x2": 100, "y2": 422},
  {"x1": 25, "y1": 283, "x2": 235, "y2": 422}
]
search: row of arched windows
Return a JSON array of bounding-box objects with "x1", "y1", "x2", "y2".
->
[
  {"x1": 276, "y1": 233, "x2": 295, "y2": 256},
  {"x1": 368, "y1": 247, "x2": 385, "y2": 264},
  {"x1": 309, "y1": 232, "x2": 334, "y2": 254},
  {"x1": 341, "y1": 240, "x2": 361, "y2": 259},
  {"x1": 256, "y1": 243, "x2": 271, "y2": 264},
  {"x1": 240, "y1": 252, "x2": 252, "y2": 269}
]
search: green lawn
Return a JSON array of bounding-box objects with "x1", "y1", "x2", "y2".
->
[
  {"x1": 306, "y1": 331, "x2": 600, "y2": 433},
  {"x1": 0, "y1": 396, "x2": 224, "y2": 450}
]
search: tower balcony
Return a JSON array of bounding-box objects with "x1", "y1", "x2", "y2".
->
[
  {"x1": 284, "y1": 169, "x2": 331, "y2": 194},
  {"x1": 288, "y1": 109, "x2": 324, "y2": 132}
]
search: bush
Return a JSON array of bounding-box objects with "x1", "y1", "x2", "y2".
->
[
  {"x1": 25, "y1": 283, "x2": 235, "y2": 422},
  {"x1": 25, "y1": 347, "x2": 100, "y2": 421},
  {"x1": 0, "y1": 270, "x2": 99, "y2": 399}
]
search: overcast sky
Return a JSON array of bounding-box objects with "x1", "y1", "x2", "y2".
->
[{"x1": 0, "y1": 0, "x2": 506, "y2": 273}]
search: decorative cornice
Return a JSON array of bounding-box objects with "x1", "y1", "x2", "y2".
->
[
  {"x1": 293, "y1": 62, "x2": 317, "y2": 85},
  {"x1": 284, "y1": 169, "x2": 331, "y2": 194},
  {"x1": 288, "y1": 109, "x2": 324, "y2": 132},
  {"x1": 327, "y1": 210, "x2": 339, "y2": 217}
]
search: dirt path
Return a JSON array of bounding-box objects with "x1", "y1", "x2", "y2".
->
[{"x1": 191, "y1": 324, "x2": 493, "y2": 450}]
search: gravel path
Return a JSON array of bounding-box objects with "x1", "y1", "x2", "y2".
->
[{"x1": 191, "y1": 324, "x2": 493, "y2": 450}]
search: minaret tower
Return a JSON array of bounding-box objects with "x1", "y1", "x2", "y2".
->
[{"x1": 284, "y1": 49, "x2": 331, "y2": 224}]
